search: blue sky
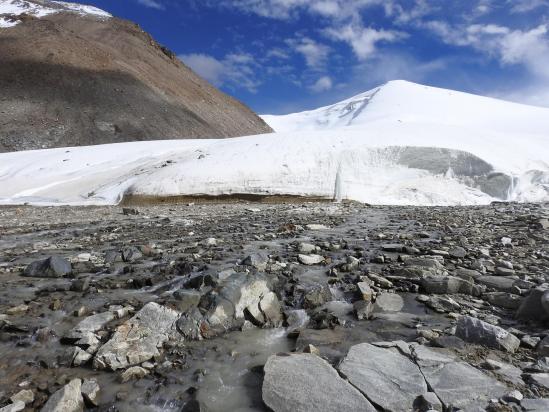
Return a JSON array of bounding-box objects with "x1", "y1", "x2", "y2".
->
[{"x1": 75, "y1": 0, "x2": 549, "y2": 114}]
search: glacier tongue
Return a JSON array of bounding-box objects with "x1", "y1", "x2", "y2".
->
[{"x1": 0, "y1": 80, "x2": 548, "y2": 206}]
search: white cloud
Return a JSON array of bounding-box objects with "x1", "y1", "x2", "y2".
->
[
  {"x1": 180, "y1": 52, "x2": 261, "y2": 93},
  {"x1": 325, "y1": 22, "x2": 406, "y2": 61},
  {"x1": 287, "y1": 37, "x2": 330, "y2": 68},
  {"x1": 136, "y1": 0, "x2": 165, "y2": 10},
  {"x1": 309, "y1": 76, "x2": 333, "y2": 92},
  {"x1": 510, "y1": 0, "x2": 549, "y2": 13}
]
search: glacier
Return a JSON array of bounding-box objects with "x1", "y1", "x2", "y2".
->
[{"x1": 0, "y1": 80, "x2": 548, "y2": 206}]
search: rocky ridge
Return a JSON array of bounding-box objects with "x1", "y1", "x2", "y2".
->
[{"x1": 0, "y1": 0, "x2": 272, "y2": 152}]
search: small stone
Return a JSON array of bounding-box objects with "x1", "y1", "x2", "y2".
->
[
  {"x1": 119, "y1": 366, "x2": 149, "y2": 383},
  {"x1": 10, "y1": 390, "x2": 34, "y2": 405},
  {"x1": 7, "y1": 305, "x2": 28, "y2": 315},
  {"x1": 298, "y1": 254, "x2": 324, "y2": 265},
  {"x1": 81, "y1": 379, "x2": 100, "y2": 407},
  {"x1": 502, "y1": 390, "x2": 523, "y2": 403},
  {"x1": 50, "y1": 299, "x2": 63, "y2": 311},
  {"x1": 357, "y1": 282, "x2": 373, "y2": 302}
]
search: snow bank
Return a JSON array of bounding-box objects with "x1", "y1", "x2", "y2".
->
[
  {"x1": 0, "y1": 0, "x2": 110, "y2": 28},
  {"x1": 1, "y1": 81, "x2": 548, "y2": 206}
]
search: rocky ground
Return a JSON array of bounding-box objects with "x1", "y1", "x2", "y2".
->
[{"x1": 0, "y1": 201, "x2": 548, "y2": 412}]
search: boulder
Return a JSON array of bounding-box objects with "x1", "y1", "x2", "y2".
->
[
  {"x1": 476, "y1": 276, "x2": 517, "y2": 293},
  {"x1": 516, "y1": 287, "x2": 549, "y2": 321},
  {"x1": 94, "y1": 302, "x2": 180, "y2": 370},
  {"x1": 40, "y1": 379, "x2": 83, "y2": 412},
  {"x1": 421, "y1": 276, "x2": 473, "y2": 295},
  {"x1": 339, "y1": 343, "x2": 427, "y2": 411},
  {"x1": 0, "y1": 401, "x2": 25, "y2": 412},
  {"x1": 484, "y1": 292, "x2": 523, "y2": 310},
  {"x1": 298, "y1": 254, "x2": 324, "y2": 265},
  {"x1": 262, "y1": 353, "x2": 376, "y2": 412},
  {"x1": 23, "y1": 256, "x2": 71, "y2": 278},
  {"x1": 412, "y1": 345, "x2": 507, "y2": 410},
  {"x1": 373, "y1": 293, "x2": 404, "y2": 312},
  {"x1": 455, "y1": 316, "x2": 520, "y2": 353}
]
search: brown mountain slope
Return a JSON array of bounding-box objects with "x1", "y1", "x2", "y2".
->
[{"x1": 0, "y1": 2, "x2": 272, "y2": 152}]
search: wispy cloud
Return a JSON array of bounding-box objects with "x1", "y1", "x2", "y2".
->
[
  {"x1": 180, "y1": 52, "x2": 261, "y2": 93},
  {"x1": 136, "y1": 0, "x2": 165, "y2": 10}
]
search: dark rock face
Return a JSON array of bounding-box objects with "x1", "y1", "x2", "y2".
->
[
  {"x1": 23, "y1": 256, "x2": 72, "y2": 278},
  {"x1": 0, "y1": 8, "x2": 272, "y2": 152}
]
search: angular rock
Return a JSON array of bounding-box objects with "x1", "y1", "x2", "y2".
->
[
  {"x1": 412, "y1": 345, "x2": 507, "y2": 410},
  {"x1": 0, "y1": 401, "x2": 25, "y2": 412},
  {"x1": 455, "y1": 316, "x2": 520, "y2": 353},
  {"x1": 242, "y1": 252, "x2": 269, "y2": 271},
  {"x1": 339, "y1": 343, "x2": 428, "y2": 411},
  {"x1": 262, "y1": 353, "x2": 376, "y2": 412},
  {"x1": 516, "y1": 287, "x2": 549, "y2": 321},
  {"x1": 298, "y1": 254, "x2": 324, "y2": 265},
  {"x1": 23, "y1": 256, "x2": 71, "y2": 278},
  {"x1": 41, "y1": 379, "x2": 83, "y2": 412},
  {"x1": 476, "y1": 276, "x2": 517, "y2": 293},
  {"x1": 119, "y1": 366, "x2": 149, "y2": 383},
  {"x1": 373, "y1": 293, "x2": 404, "y2": 312},
  {"x1": 421, "y1": 275, "x2": 473, "y2": 295},
  {"x1": 64, "y1": 311, "x2": 116, "y2": 341},
  {"x1": 10, "y1": 390, "x2": 34, "y2": 406},
  {"x1": 81, "y1": 379, "x2": 100, "y2": 407},
  {"x1": 484, "y1": 292, "x2": 522, "y2": 310},
  {"x1": 94, "y1": 302, "x2": 180, "y2": 370}
]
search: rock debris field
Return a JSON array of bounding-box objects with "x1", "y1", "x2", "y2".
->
[{"x1": 0, "y1": 201, "x2": 548, "y2": 412}]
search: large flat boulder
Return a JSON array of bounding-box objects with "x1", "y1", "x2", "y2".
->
[
  {"x1": 262, "y1": 353, "x2": 376, "y2": 412},
  {"x1": 412, "y1": 345, "x2": 507, "y2": 410},
  {"x1": 339, "y1": 343, "x2": 427, "y2": 411}
]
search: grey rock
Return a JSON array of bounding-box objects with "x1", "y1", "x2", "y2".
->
[
  {"x1": 121, "y1": 246, "x2": 142, "y2": 262},
  {"x1": 242, "y1": 252, "x2": 269, "y2": 271},
  {"x1": 421, "y1": 275, "x2": 473, "y2": 295},
  {"x1": 455, "y1": 267, "x2": 483, "y2": 280},
  {"x1": 455, "y1": 316, "x2": 520, "y2": 353},
  {"x1": 65, "y1": 311, "x2": 115, "y2": 341},
  {"x1": 484, "y1": 292, "x2": 522, "y2": 310},
  {"x1": 23, "y1": 256, "x2": 71, "y2": 278},
  {"x1": 41, "y1": 379, "x2": 83, "y2": 412},
  {"x1": 357, "y1": 282, "x2": 373, "y2": 301},
  {"x1": 297, "y1": 242, "x2": 318, "y2": 254},
  {"x1": 476, "y1": 276, "x2": 517, "y2": 293},
  {"x1": 262, "y1": 353, "x2": 376, "y2": 412},
  {"x1": 537, "y1": 335, "x2": 549, "y2": 356},
  {"x1": 354, "y1": 300, "x2": 373, "y2": 320},
  {"x1": 526, "y1": 373, "x2": 549, "y2": 390},
  {"x1": 339, "y1": 343, "x2": 427, "y2": 411},
  {"x1": 94, "y1": 302, "x2": 180, "y2": 370},
  {"x1": 81, "y1": 379, "x2": 100, "y2": 406},
  {"x1": 10, "y1": 390, "x2": 34, "y2": 406},
  {"x1": 304, "y1": 286, "x2": 333, "y2": 309},
  {"x1": 119, "y1": 366, "x2": 149, "y2": 383},
  {"x1": 448, "y1": 246, "x2": 467, "y2": 258},
  {"x1": 522, "y1": 398, "x2": 549, "y2": 411},
  {"x1": 413, "y1": 393, "x2": 443, "y2": 412},
  {"x1": 171, "y1": 289, "x2": 201, "y2": 313},
  {"x1": 516, "y1": 287, "x2": 549, "y2": 321},
  {"x1": 0, "y1": 401, "x2": 25, "y2": 412},
  {"x1": 373, "y1": 293, "x2": 404, "y2": 312},
  {"x1": 298, "y1": 254, "x2": 324, "y2": 265},
  {"x1": 412, "y1": 345, "x2": 507, "y2": 410},
  {"x1": 284, "y1": 309, "x2": 310, "y2": 331}
]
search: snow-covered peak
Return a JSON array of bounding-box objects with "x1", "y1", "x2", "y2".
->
[
  {"x1": 262, "y1": 80, "x2": 549, "y2": 136},
  {"x1": 0, "y1": 0, "x2": 111, "y2": 28}
]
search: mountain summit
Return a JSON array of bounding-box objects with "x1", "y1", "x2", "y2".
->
[
  {"x1": 0, "y1": 0, "x2": 272, "y2": 152},
  {"x1": 262, "y1": 80, "x2": 549, "y2": 135}
]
